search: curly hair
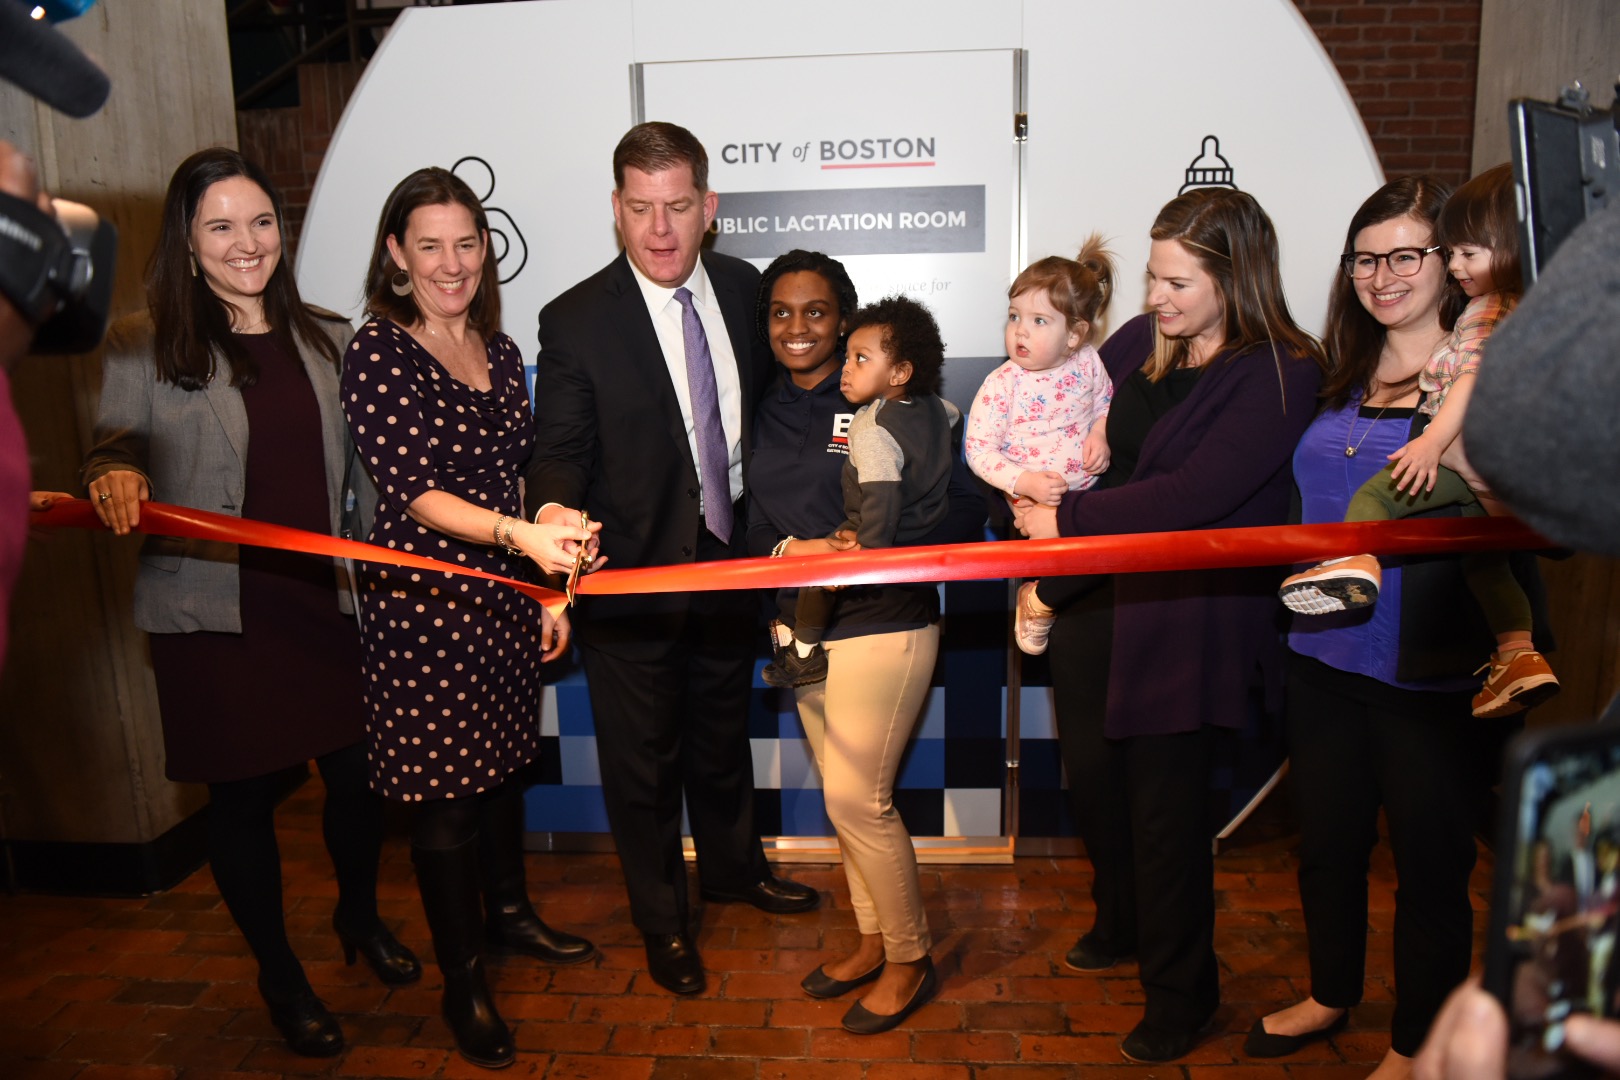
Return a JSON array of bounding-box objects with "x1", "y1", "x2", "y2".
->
[
  {"x1": 845, "y1": 294, "x2": 946, "y2": 397},
  {"x1": 754, "y1": 249, "x2": 859, "y2": 344}
]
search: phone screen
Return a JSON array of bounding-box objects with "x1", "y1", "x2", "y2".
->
[{"x1": 1487, "y1": 726, "x2": 1620, "y2": 1079}]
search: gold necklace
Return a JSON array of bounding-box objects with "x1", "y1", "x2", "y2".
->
[{"x1": 1345, "y1": 404, "x2": 1390, "y2": 457}]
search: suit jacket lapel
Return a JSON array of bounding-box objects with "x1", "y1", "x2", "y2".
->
[
  {"x1": 296, "y1": 328, "x2": 347, "y2": 533},
  {"x1": 201, "y1": 348, "x2": 249, "y2": 469},
  {"x1": 607, "y1": 253, "x2": 698, "y2": 478}
]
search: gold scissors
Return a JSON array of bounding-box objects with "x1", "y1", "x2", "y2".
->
[{"x1": 565, "y1": 511, "x2": 591, "y2": 607}]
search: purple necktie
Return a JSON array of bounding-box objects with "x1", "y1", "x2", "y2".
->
[{"x1": 674, "y1": 286, "x2": 733, "y2": 543}]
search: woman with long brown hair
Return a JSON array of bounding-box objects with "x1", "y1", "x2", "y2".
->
[
  {"x1": 83, "y1": 147, "x2": 418, "y2": 1059},
  {"x1": 1247, "y1": 176, "x2": 1530, "y2": 1080},
  {"x1": 1016, "y1": 187, "x2": 1325, "y2": 1064}
]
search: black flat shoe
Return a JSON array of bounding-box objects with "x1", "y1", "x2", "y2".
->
[
  {"x1": 258, "y1": 977, "x2": 344, "y2": 1058},
  {"x1": 1063, "y1": 931, "x2": 1131, "y2": 972},
  {"x1": 644, "y1": 932, "x2": 705, "y2": 995},
  {"x1": 801, "y1": 961, "x2": 884, "y2": 999},
  {"x1": 335, "y1": 917, "x2": 423, "y2": 986},
  {"x1": 701, "y1": 875, "x2": 820, "y2": 914},
  {"x1": 841, "y1": 959, "x2": 938, "y2": 1035},
  {"x1": 1243, "y1": 1010, "x2": 1348, "y2": 1058},
  {"x1": 1120, "y1": 1011, "x2": 1219, "y2": 1065}
]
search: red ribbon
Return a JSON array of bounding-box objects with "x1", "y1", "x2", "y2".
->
[
  {"x1": 36, "y1": 498, "x2": 573, "y2": 615},
  {"x1": 34, "y1": 498, "x2": 1549, "y2": 605}
]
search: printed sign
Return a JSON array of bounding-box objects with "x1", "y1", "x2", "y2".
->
[{"x1": 640, "y1": 50, "x2": 1020, "y2": 361}]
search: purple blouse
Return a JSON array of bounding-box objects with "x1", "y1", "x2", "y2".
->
[{"x1": 1287, "y1": 397, "x2": 1476, "y2": 693}]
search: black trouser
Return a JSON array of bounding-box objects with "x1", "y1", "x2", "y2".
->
[
  {"x1": 580, "y1": 525, "x2": 770, "y2": 935},
  {"x1": 1286, "y1": 652, "x2": 1501, "y2": 1057},
  {"x1": 206, "y1": 740, "x2": 382, "y2": 995},
  {"x1": 1124, "y1": 725, "x2": 1222, "y2": 1031},
  {"x1": 1048, "y1": 579, "x2": 1135, "y2": 953},
  {"x1": 1049, "y1": 578, "x2": 1223, "y2": 1032}
]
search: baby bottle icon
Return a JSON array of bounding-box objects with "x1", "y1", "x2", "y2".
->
[
  {"x1": 1179, "y1": 136, "x2": 1237, "y2": 194},
  {"x1": 452, "y1": 155, "x2": 529, "y2": 285}
]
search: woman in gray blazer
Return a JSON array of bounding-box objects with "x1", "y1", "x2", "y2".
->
[{"x1": 81, "y1": 148, "x2": 417, "y2": 1059}]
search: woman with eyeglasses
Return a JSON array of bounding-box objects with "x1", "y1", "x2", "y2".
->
[{"x1": 1244, "y1": 177, "x2": 1540, "y2": 1080}]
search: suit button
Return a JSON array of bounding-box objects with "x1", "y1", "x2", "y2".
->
[
  {"x1": 687, "y1": 488, "x2": 698, "y2": 499},
  {"x1": 681, "y1": 545, "x2": 693, "y2": 557}
]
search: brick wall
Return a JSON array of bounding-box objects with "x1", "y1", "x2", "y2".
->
[
  {"x1": 237, "y1": 60, "x2": 364, "y2": 246},
  {"x1": 238, "y1": 4, "x2": 1483, "y2": 244},
  {"x1": 1294, "y1": 0, "x2": 1483, "y2": 186}
]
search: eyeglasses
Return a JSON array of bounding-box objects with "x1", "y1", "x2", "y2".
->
[{"x1": 1340, "y1": 245, "x2": 1444, "y2": 280}]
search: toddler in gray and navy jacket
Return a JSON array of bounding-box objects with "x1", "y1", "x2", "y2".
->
[{"x1": 762, "y1": 295, "x2": 955, "y2": 688}]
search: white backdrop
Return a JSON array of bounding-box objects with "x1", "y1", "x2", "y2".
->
[
  {"x1": 296, "y1": 0, "x2": 1383, "y2": 357},
  {"x1": 294, "y1": 0, "x2": 1386, "y2": 841}
]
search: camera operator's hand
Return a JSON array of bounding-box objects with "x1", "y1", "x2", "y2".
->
[
  {"x1": 0, "y1": 141, "x2": 52, "y2": 372},
  {"x1": 28, "y1": 491, "x2": 73, "y2": 511},
  {"x1": 86, "y1": 469, "x2": 150, "y2": 536},
  {"x1": 1415, "y1": 979, "x2": 1620, "y2": 1080}
]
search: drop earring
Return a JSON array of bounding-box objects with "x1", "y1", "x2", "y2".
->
[
  {"x1": 189, "y1": 253, "x2": 198, "y2": 278},
  {"x1": 390, "y1": 269, "x2": 413, "y2": 297}
]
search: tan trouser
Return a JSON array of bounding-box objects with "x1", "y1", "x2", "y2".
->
[{"x1": 795, "y1": 624, "x2": 938, "y2": 961}]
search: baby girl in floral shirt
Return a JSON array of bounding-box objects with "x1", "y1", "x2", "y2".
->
[{"x1": 966, "y1": 238, "x2": 1115, "y2": 653}]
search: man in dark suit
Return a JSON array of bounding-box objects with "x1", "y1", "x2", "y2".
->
[{"x1": 525, "y1": 122, "x2": 817, "y2": 995}]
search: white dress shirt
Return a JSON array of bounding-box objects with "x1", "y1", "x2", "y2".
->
[{"x1": 626, "y1": 258, "x2": 745, "y2": 509}]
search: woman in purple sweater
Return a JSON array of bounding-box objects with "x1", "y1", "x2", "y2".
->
[{"x1": 1016, "y1": 188, "x2": 1325, "y2": 1064}]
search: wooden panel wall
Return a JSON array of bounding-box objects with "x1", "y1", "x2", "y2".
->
[
  {"x1": 1474, "y1": 0, "x2": 1620, "y2": 727},
  {"x1": 0, "y1": 2, "x2": 236, "y2": 844},
  {"x1": 1473, "y1": 0, "x2": 1620, "y2": 173}
]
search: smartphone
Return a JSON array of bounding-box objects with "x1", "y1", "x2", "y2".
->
[{"x1": 1486, "y1": 722, "x2": 1620, "y2": 1079}]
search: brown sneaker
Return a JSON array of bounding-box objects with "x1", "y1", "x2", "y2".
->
[
  {"x1": 1473, "y1": 650, "x2": 1560, "y2": 718},
  {"x1": 1279, "y1": 554, "x2": 1382, "y2": 614},
  {"x1": 1014, "y1": 581, "x2": 1057, "y2": 655}
]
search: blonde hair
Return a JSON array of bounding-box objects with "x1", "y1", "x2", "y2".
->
[{"x1": 1009, "y1": 234, "x2": 1116, "y2": 347}]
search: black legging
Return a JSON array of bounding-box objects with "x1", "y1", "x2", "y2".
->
[{"x1": 205, "y1": 741, "x2": 383, "y2": 995}]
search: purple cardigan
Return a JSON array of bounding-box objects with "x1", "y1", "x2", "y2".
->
[{"x1": 1058, "y1": 314, "x2": 1323, "y2": 738}]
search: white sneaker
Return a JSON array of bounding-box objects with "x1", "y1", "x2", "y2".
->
[{"x1": 1014, "y1": 581, "x2": 1057, "y2": 655}]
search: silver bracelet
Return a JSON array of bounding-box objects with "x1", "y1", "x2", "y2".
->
[
  {"x1": 770, "y1": 536, "x2": 796, "y2": 559},
  {"x1": 493, "y1": 515, "x2": 523, "y2": 556}
]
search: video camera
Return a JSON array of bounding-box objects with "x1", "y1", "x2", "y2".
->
[
  {"x1": 0, "y1": 0, "x2": 116, "y2": 355},
  {"x1": 1510, "y1": 81, "x2": 1620, "y2": 286},
  {"x1": 0, "y1": 193, "x2": 116, "y2": 354}
]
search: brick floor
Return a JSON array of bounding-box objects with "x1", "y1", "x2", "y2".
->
[{"x1": 0, "y1": 778, "x2": 1494, "y2": 1078}]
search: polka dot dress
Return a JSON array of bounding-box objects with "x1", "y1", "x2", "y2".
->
[{"x1": 341, "y1": 318, "x2": 543, "y2": 801}]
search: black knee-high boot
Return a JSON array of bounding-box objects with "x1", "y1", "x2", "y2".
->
[
  {"x1": 478, "y1": 780, "x2": 595, "y2": 964},
  {"x1": 412, "y1": 836, "x2": 515, "y2": 1069}
]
